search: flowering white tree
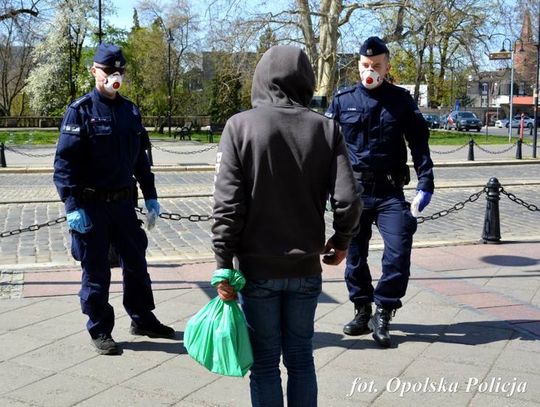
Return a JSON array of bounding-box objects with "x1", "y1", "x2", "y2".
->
[{"x1": 26, "y1": 0, "x2": 97, "y2": 115}]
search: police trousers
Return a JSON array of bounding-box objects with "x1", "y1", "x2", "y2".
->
[
  {"x1": 70, "y1": 200, "x2": 158, "y2": 338},
  {"x1": 345, "y1": 182, "x2": 417, "y2": 310}
]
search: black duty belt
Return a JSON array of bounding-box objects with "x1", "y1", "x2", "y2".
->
[
  {"x1": 354, "y1": 171, "x2": 391, "y2": 182},
  {"x1": 78, "y1": 187, "x2": 132, "y2": 202}
]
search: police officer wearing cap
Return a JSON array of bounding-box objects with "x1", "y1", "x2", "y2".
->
[
  {"x1": 326, "y1": 36, "x2": 434, "y2": 348},
  {"x1": 54, "y1": 43, "x2": 174, "y2": 355}
]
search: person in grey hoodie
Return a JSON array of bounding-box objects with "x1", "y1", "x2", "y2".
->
[{"x1": 212, "y1": 45, "x2": 361, "y2": 407}]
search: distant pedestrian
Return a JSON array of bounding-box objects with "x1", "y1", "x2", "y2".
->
[
  {"x1": 212, "y1": 45, "x2": 362, "y2": 406},
  {"x1": 326, "y1": 36, "x2": 435, "y2": 348},
  {"x1": 53, "y1": 43, "x2": 174, "y2": 355}
]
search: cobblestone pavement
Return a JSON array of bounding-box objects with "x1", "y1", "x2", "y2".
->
[
  {"x1": 1, "y1": 184, "x2": 539, "y2": 268},
  {"x1": 1, "y1": 162, "x2": 540, "y2": 203}
]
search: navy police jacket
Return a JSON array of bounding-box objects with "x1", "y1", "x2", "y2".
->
[
  {"x1": 54, "y1": 89, "x2": 156, "y2": 212},
  {"x1": 326, "y1": 81, "x2": 434, "y2": 193}
]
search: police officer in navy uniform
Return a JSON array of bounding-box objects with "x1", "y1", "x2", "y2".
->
[
  {"x1": 326, "y1": 36, "x2": 434, "y2": 348},
  {"x1": 54, "y1": 44, "x2": 174, "y2": 355}
]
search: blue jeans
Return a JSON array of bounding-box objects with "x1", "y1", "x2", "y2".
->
[{"x1": 239, "y1": 276, "x2": 322, "y2": 407}]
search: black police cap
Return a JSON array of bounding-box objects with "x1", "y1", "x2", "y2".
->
[
  {"x1": 359, "y1": 36, "x2": 389, "y2": 57},
  {"x1": 93, "y1": 43, "x2": 126, "y2": 67}
]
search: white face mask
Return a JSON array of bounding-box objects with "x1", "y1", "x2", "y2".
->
[
  {"x1": 103, "y1": 72, "x2": 123, "y2": 92},
  {"x1": 360, "y1": 69, "x2": 382, "y2": 90}
]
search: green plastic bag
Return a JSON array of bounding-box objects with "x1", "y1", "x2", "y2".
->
[{"x1": 184, "y1": 268, "x2": 253, "y2": 377}]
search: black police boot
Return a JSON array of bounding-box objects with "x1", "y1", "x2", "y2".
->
[
  {"x1": 91, "y1": 333, "x2": 122, "y2": 355},
  {"x1": 368, "y1": 306, "x2": 394, "y2": 348},
  {"x1": 130, "y1": 321, "x2": 175, "y2": 339},
  {"x1": 343, "y1": 303, "x2": 373, "y2": 336}
]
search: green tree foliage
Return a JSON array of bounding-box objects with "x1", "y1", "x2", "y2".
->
[
  {"x1": 208, "y1": 57, "x2": 242, "y2": 124},
  {"x1": 123, "y1": 21, "x2": 168, "y2": 115},
  {"x1": 26, "y1": 0, "x2": 98, "y2": 115}
]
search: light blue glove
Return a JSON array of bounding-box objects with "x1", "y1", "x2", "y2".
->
[
  {"x1": 145, "y1": 199, "x2": 160, "y2": 215},
  {"x1": 66, "y1": 208, "x2": 92, "y2": 233},
  {"x1": 415, "y1": 190, "x2": 432, "y2": 212}
]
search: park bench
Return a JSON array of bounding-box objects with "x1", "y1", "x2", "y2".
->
[{"x1": 174, "y1": 121, "x2": 193, "y2": 140}]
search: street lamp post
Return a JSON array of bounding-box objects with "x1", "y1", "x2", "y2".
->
[
  {"x1": 533, "y1": 10, "x2": 540, "y2": 158},
  {"x1": 501, "y1": 38, "x2": 524, "y2": 141},
  {"x1": 167, "y1": 29, "x2": 174, "y2": 138},
  {"x1": 68, "y1": 24, "x2": 74, "y2": 102},
  {"x1": 97, "y1": 0, "x2": 103, "y2": 44}
]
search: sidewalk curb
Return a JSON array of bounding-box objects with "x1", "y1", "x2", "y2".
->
[{"x1": 1, "y1": 159, "x2": 540, "y2": 174}]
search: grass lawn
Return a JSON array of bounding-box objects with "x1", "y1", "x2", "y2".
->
[{"x1": 0, "y1": 128, "x2": 521, "y2": 146}]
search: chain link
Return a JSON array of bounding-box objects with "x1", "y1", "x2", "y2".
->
[
  {"x1": 522, "y1": 141, "x2": 540, "y2": 150},
  {"x1": 0, "y1": 216, "x2": 66, "y2": 238},
  {"x1": 150, "y1": 143, "x2": 217, "y2": 155},
  {"x1": 473, "y1": 141, "x2": 517, "y2": 154},
  {"x1": 135, "y1": 206, "x2": 213, "y2": 222},
  {"x1": 416, "y1": 188, "x2": 486, "y2": 224},
  {"x1": 500, "y1": 188, "x2": 539, "y2": 212},
  {"x1": 4, "y1": 145, "x2": 56, "y2": 157},
  {"x1": 429, "y1": 142, "x2": 469, "y2": 155}
]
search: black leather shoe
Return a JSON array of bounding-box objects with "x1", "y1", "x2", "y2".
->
[
  {"x1": 130, "y1": 321, "x2": 175, "y2": 339},
  {"x1": 343, "y1": 303, "x2": 373, "y2": 336},
  {"x1": 368, "y1": 306, "x2": 394, "y2": 348},
  {"x1": 91, "y1": 334, "x2": 122, "y2": 355}
]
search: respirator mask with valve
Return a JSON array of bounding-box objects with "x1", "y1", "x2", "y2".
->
[
  {"x1": 360, "y1": 68, "x2": 382, "y2": 90},
  {"x1": 103, "y1": 72, "x2": 123, "y2": 93}
]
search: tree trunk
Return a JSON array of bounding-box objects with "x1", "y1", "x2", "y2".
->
[{"x1": 316, "y1": 0, "x2": 342, "y2": 98}]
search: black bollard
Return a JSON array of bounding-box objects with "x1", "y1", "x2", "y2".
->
[
  {"x1": 482, "y1": 177, "x2": 501, "y2": 244},
  {"x1": 147, "y1": 145, "x2": 153, "y2": 166},
  {"x1": 467, "y1": 138, "x2": 475, "y2": 161},
  {"x1": 515, "y1": 139, "x2": 522, "y2": 160},
  {"x1": 0, "y1": 142, "x2": 6, "y2": 167}
]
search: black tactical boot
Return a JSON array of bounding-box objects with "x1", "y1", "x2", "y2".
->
[
  {"x1": 368, "y1": 306, "x2": 394, "y2": 348},
  {"x1": 130, "y1": 321, "x2": 176, "y2": 339},
  {"x1": 91, "y1": 333, "x2": 122, "y2": 355},
  {"x1": 343, "y1": 303, "x2": 373, "y2": 336}
]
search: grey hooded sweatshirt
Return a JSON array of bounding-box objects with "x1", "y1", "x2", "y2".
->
[{"x1": 212, "y1": 45, "x2": 362, "y2": 279}]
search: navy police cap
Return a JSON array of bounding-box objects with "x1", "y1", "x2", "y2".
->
[
  {"x1": 359, "y1": 36, "x2": 389, "y2": 57},
  {"x1": 93, "y1": 43, "x2": 126, "y2": 67}
]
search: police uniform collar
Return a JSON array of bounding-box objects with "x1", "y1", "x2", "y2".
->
[{"x1": 93, "y1": 88, "x2": 123, "y2": 105}]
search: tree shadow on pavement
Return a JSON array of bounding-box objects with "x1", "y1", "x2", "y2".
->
[{"x1": 480, "y1": 255, "x2": 539, "y2": 267}]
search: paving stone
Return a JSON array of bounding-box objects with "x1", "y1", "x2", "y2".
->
[{"x1": 5, "y1": 372, "x2": 109, "y2": 407}]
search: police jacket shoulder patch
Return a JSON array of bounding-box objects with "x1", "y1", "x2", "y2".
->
[
  {"x1": 335, "y1": 85, "x2": 356, "y2": 97},
  {"x1": 69, "y1": 94, "x2": 91, "y2": 109}
]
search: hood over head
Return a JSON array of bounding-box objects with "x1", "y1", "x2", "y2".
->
[{"x1": 251, "y1": 45, "x2": 315, "y2": 108}]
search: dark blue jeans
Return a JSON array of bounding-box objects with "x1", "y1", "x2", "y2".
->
[
  {"x1": 345, "y1": 186, "x2": 417, "y2": 310},
  {"x1": 239, "y1": 276, "x2": 322, "y2": 407}
]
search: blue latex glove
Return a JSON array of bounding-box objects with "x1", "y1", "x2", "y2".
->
[
  {"x1": 66, "y1": 208, "x2": 92, "y2": 233},
  {"x1": 145, "y1": 199, "x2": 160, "y2": 215},
  {"x1": 415, "y1": 190, "x2": 432, "y2": 212}
]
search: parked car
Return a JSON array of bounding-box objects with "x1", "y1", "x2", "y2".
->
[
  {"x1": 505, "y1": 115, "x2": 535, "y2": 129},
  {"x1": 495, "y1": 119, "x2": 509, "y2": 128},
  {"x1": 422, "y1": 114, "x2": 440, "y2": 129},
  {"x1": 446, "y1": 111, "x2": 482, "y2": 131}
]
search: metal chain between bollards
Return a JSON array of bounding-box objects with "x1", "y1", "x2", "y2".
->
[
  {"x1": 500, "y1": 188, "x2": 540, "y2": 212},
  {"x1": 3, "y1": 145, "x2": 56, "y2": 157},
  {"x1": 0, "y1": 216, "x2": 67, "y2": 238},
  {"x1": 473, "y1": 141, "x2": 517, "y2": 154},
  {"x1": 522, "y1": 141, "x2": 540, "y2": 150},
  {"x1": 429, "y1": 142, "x2": 469, "y2": 155},
  {"x1": 134, "y1": 206, "x2": 213, "y2": 222},
  {"x1": 150, "y1": 143, "x2": 217, "y2": 155},
  {"x1": 416, "y1": 188, "x2": 486, "y2": 224}
]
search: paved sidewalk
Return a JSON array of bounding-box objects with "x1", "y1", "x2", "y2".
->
[
  {"x1": 0, "y1": 242, "x2": 539, "y2": 406},
  {"x1": 1, "y1": 140, "x2": 539, "y2": 170}
]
